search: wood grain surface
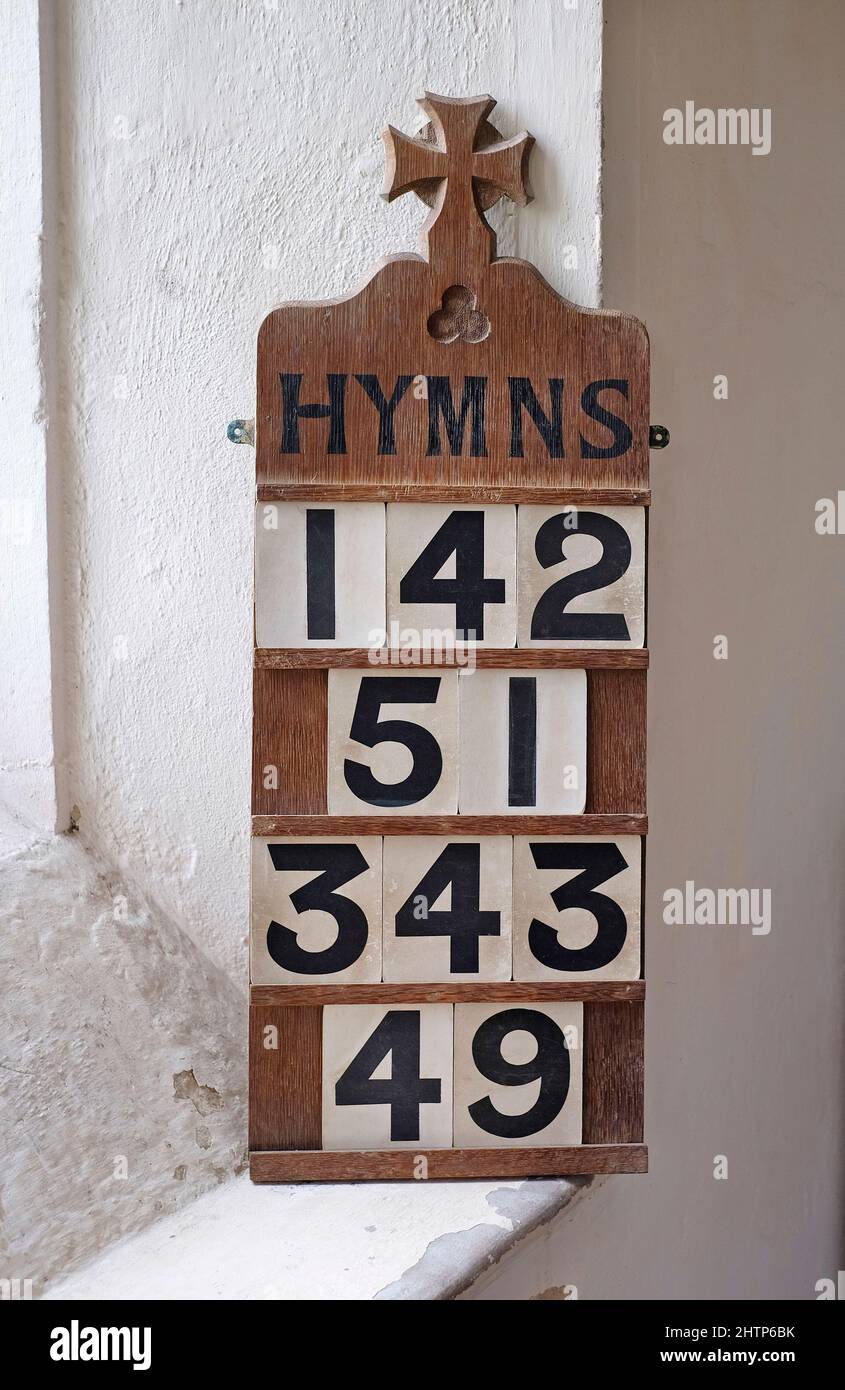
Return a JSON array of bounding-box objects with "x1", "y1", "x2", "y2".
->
[
  {"x1": 256, "y1": 259, "x2": 649, "y2": 491},
  {"x1": 255, "y1": 647, "x2": 650, "y2": 670},
  {"x1": 257, "y1": 484, "x2": 650, "y2": 506},
  {"x1": 586, "y1": 668, "x2": 647, "y2": 814},
  {"x1": 251, "y1": 813, "x2": 647, "y2": 837},
  {"x1": 251, "y1": 980, "x2": 645, "y2": 1006},
  {"x1": 252, "y1": 667, "x2": 326, "y2": 815},
  {"x1": 250, "y1": 1144, "x2": 648, "y2": 1181},
  {"x1": 248, "y1": 1005, "x2": 322, "y2": 1152},
  {"x1": 582, "y1": 1000, "x2": 645, "y2": 1144}
]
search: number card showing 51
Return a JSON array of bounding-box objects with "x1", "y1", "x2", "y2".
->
[{"x1": 255, "y1": 502, "x2": 645, "y2": 649}]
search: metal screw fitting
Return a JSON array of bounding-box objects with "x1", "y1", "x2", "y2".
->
[{"x1": 227, "y1": 418, "x2": 255, "y2": 446}]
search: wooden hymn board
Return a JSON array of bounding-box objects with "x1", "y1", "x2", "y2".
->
[{"x1": 248, "y1": 92, "x2": 651, "y2": 1182}]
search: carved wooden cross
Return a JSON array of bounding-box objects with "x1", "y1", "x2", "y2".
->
[{"x1": 383, "y1": 93, "x2": 534, "y2": 275}]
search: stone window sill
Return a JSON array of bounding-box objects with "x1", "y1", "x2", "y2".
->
[{"x1": 44, "y1": 1171, "x2": 584, "y2": 1301}]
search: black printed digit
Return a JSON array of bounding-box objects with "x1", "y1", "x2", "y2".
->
[
  {"x1": 394, "y1": 842, "x2": 501, "y2": 974},
  {"x1": 530, "y1": 510, "x2": 631, "y2": 641},
  {"x1": 265, "y1": 842, "x2": 369, "y2": 975},
  {"x1": 305, "y1": 508, "x2": 336, "y2": 640},
  {"x1": 468, "y1": 1008, "x2": 571, "y2": 1139},
  {"x1": 528, "y1": 841, "x2": 629, "y2": 971},
  {"x1": 343, "y1": 676, "x2": 443, "y2": 807},
  {"x1": 335, "y1": 1010, "x2": 441, "y2": 1142},
  {"x1": 508, "y1": 676, "x2": 537, "y2": 807},
  {"x1": 399, "y1": 510, "x2": 505, "y2": 639}
]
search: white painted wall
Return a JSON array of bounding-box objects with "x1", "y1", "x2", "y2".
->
[
  {"x1": 465, "y1": 0, "x2": 845, "y2": 1301},
  {"x1": 53, "y1": 0, "x2": 603, "y2": 977},
  {"x1": 2, "y1": 0, "x2": 604, "y2": 1291},
  {"x1": 0, "y1": 0, "x2": 61, "y2": 831}
]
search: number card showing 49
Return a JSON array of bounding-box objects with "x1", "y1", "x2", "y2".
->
[{"x1": 247, "y1": 93, "x2": 652, "y2": 1181}]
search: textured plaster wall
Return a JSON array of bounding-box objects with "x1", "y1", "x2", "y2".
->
[
  {"x1": 2, "y1": 0, "x2": 604, "y2": 1291},
  {"x1": 1, "y1": 821, "x2": 245, "y2": 1289},
  {"x1": 55, "y1": 0, "x2": 602, "y2": 977}
]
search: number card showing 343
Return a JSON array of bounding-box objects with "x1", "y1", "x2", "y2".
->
[{"x1": 251, "y1": 834, "x2": 642, "y2": 985}]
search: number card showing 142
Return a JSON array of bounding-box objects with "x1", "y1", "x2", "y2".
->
[{"x1": 255, "y1": 502, "x2": 645, "y2": 649}]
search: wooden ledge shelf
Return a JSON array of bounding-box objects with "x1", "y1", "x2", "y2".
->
[
  {"x1": 256, "y1": 484, "x2": 650, "y2": 506},
  {"x1": 250, "y1": 1144, "x2": 648, "y2": 1182},
  {"x1": 252, "y1": 814, "x2": 648, "y2": 837},
  {"x1": 251, "y1": 981, "x2": 645, "y2": 1005},
  {"x1": 255, "y1": 647, "x2": 649, "y2": 670}
]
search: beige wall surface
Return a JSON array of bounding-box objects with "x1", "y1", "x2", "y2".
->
[{"x1": 466, "y1": 0, "x2": 845, "y2": 1301}]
